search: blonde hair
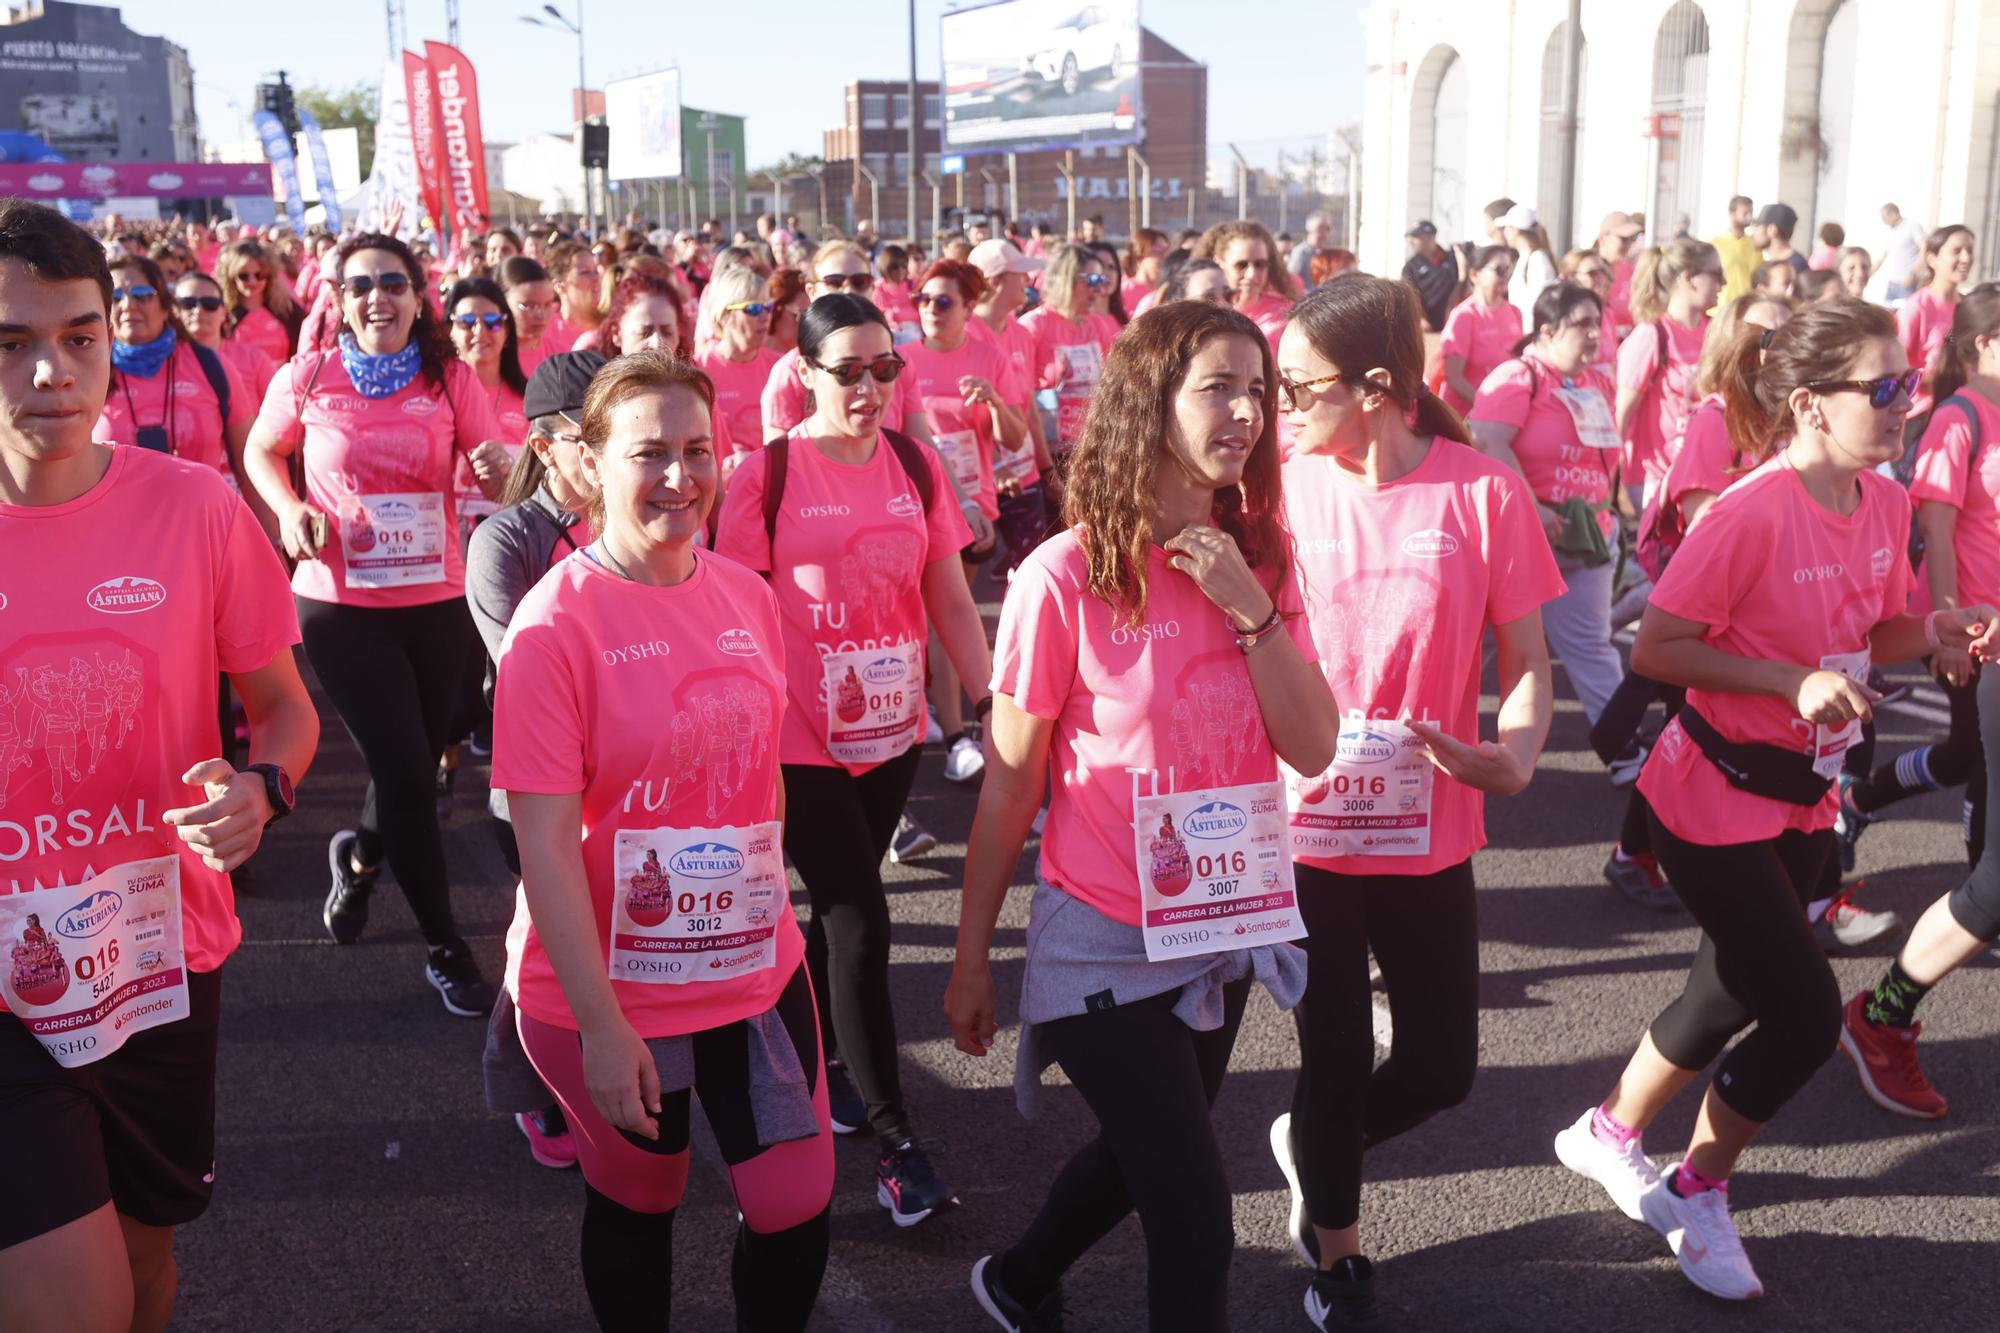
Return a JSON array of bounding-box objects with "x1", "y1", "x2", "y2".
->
[
  {"x1": 218, "y1": 239, "x2": 299, "y2": 323},
  {"x1": 1630, "y1": 238, "x2": 1719, "y2": 324},
  {"x1": 1040, "y1": 242, "x2": 1103, "y2": 319},
  {"x1": 1695, "y1": 291, "x2": 1792, "y2": 397}
]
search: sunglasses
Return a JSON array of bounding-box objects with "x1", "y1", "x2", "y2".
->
[
  {"x1": 238, "y1": 271, "x2": 268, "y2": 284},
  {"x1": 1807, "y1": 369, "x2": 1921, "y2": 409},
  {"x1": 724, "y1": 301, "x2": 773, "y2": 317},
  {"x1": 342, "y1": 273, "x2": 412, "y2": 297},
  {"x1": 912, "y1": 293, "x2": 956, "y2": 312},
  {"x1": 1278, "y1": 371, "x2": 1344, "y2": 411},
  {"x1": 1230, "y1": 260, "x2": 1270, "y2": 273},
  {"x1": 1082, "y1": 273, "x2": 1110, "y2": 288},
  {"x1": 174, "y1": 294, "x2": 224, "y2": 312},
  {"x1": 817, "y1": 272, "x2": 875, "y2": 293},
  {"x1": 111, "y1": 284, "x2": 157, "y2": 303},
  {"x1": 808, "y1": 354, "x2": 905, "y2": 387},
  {"x1": 453, "y1": 311, "x2": 507, "y2": 330}
]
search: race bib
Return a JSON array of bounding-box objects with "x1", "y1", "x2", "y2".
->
[
  {"x1": 341, "y1": 491, "x2": 447, "y2": 588},
  {"x1": 1555, "y1": 381, "x2": 1621, "y2": 451},
  {"x1": 994, "y1": 439, "x2": 1038, "y2": 488},
  {"x1": 610, "y1": 823, "x2": 786, "y2": 984},
  {"x1": 1813, "y1": 650, "x2": 1871, "y2": 779},
  {"x1": 1134, "y1": 781, "x2": 1304, "y2": 962},
  {"x1": 933, "y1": 429, "x2": 983, "y2": 491},
  {"x1": 1055, "y1": 343, "x2": 1103, "y2": 449},
  {"x1": 823, "y1": 641, "x2": 924, "y2": 765},
  {"x1": 1285, "y1": 718, "x2": 1434, "y2": 858},
  {"x1": 0, "y1": 857, "x2": 187, "y2": 1069}
]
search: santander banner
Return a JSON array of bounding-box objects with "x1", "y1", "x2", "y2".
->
[
  {"x1": 425, "y1": 41, "x2": 491, "y2": 234},
  {"x1": 402, "y1": 49, "x2": 447, "y2": 232}
]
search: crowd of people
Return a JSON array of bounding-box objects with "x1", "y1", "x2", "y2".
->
[{"x1": 0, "y1": 182, "x2": 1996, "y2": 1333}]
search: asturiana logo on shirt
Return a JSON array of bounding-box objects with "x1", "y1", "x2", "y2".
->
[
  {"x1": 1183, "y1": 800, "x2": 1248, "y2": 840},
  {"x1": 887, "y1": 492, "x2": 923, "y2": 518},
  {"x1": 56, "y1": 889, "x2": 123, "y2": 939},
  {"x1": 400, "y1": 396, "x2": 440, "y2": 415},
  {"x1": 668, "y1": 842, "x2": 745, "y2": 879},
  {"x1": 86, "y1": 576, "x2": 166, "y2": 615},
  {"x1": 1871, "y1": 547, "x2": 1894, "y2": 578},
  {"x1": 1400, "y1": 529, "x2": 1460, "y2": 559},
  {"x1": 715, "y1": 628, "x2": 759, "y2": 656}
]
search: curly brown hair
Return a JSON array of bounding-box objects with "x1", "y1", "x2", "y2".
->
[
  {"x1": 330, "y1": 232, "x2": 456, "y2": 394},
  {"x1": 1063, "y1": 301, "x2": 1289, "y2": 626},
  {"x1": 1191, "y1": 220, "x2": 1298, "y2": 302}
]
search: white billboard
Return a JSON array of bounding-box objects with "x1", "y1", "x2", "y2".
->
[
  {"x1": 941, "y1": 0, "x2": 1142, "y2": 155},
  {"x1": 605, "y1": 68, "x2": 683, "y2": 181}
]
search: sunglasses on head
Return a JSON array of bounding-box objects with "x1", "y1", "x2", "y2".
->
[
  {"x1": 342, "y1": 273, "x2": 412, "y2": 297},
  {"x1": 724, "y1": 301, "x2": 773, "y2": 317},
  {"x1": 808, "y1": 354, "x2": 905, "y2": 387},
  {"x1": 453, "y1": 311, "x2": 507, "y2": 330},
  {"x1": 818, "y1": 272, "x2": 875, "y2": 293},
  {"x1": 174, "y1": 294, "x2": 224, "y2": 312},
  {"x1": 111, "y1": 284, "x2": 157, "y2": 303},
  {"x1": 912, "y1": 293, "x2": 956, "y2": 312},
  {"x1": 1807, "y1": 369, "x2": 1921, "y2": 409}
]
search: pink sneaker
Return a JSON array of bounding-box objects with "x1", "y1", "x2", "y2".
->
[{"x1": 516, "y1": 1109, "x2": 579, "y2": 1169}]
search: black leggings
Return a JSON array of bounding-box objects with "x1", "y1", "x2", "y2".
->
[
  {"x1": 1291, "y1": 861, "x2": 1480, "y2": 1231},
  {"x1": 298, "y1": 596, "x2": 473, "y2": 949},
  {"x1": 1944, "y1": 665, "x2": 2000, "y2": 941},
  {"x1": 780, "y1": 748, "x2": 921, "y2": 1142},
  {"x1": 1852, "y1": 669, "x2": 1986, "y2": 864},
  {"x1": 1001, "y1": 978, "x2": 1250, "y2": 1333},
  {"x1": 1646, "y1": 818, "x2": 1843, "y2": 1123}
]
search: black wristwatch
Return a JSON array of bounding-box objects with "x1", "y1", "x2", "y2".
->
[{"x1": 247, "y1": 763, "x2": 296, "y2": 826}]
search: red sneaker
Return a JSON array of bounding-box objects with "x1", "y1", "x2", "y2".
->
[{"x1": 1839, "y1": 992, "x2": 1948, "y2": 1120}]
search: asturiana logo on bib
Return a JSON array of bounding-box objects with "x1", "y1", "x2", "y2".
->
[
  {"x1": 372, "y1": 498, "x2": 420, "y2": 525},
  {"x1": 1183, "y1": 800, "x2": 1248, "y2": 840},
  {"x1": 887, "y1": 493, "x2": 923, "y2": 518},
  {"x1": 1335, "y1": 730, "x2": 1398, "y2": 764},
  {"x1": 669, "y1": 842, "x2": 745, "y2": 879},
  {"x1": 1400, "y1": 529, "x2": 1460, "y2": 558},
  {"x1": 862, "y1": 655, "x2": 907, "y2": 685},
  {"x1": 715, "y1": 628, "x2": 759, "y2": 656},
  {"x1": 86, "y1": 576, "x2": 166, "y2": 615},
  {"x1": 56, "y1": 889, "x2": 123, "y2": 939}
]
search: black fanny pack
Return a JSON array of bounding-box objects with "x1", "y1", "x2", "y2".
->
[{"x1": 1676, "y1": 707, "x2": 1835, "y2": 807}]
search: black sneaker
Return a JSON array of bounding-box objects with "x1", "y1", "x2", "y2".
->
[
  {"x1": 1305, "y1": 1256, "x2": 1387, "y2": 1330},
  {"x1": 877, "y1": 1137, "x2": 957, "y2": 1227},
  {"x1": 323, "y1": 830, "x2": 376, "y2": 945},
  {"x1": 425, "y1": 943, "x2": 496, "y2": 1017},
  {"x1": 887, "y1": 814, "x2": 938, "y2": 864},
  {"x1": 1868, "y1": 668, "x2": 1911, "y2": 707},
  {"x1": 971, "y1": 1254, "x2": 1064, "y2": 1331},
  {"x1": 825, "y1": 1057, "x2": 867, "y2": 1136}
]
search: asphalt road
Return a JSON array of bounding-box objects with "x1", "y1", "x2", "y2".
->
[{"x1": 173, "y1": 598, "x2": 2000, "y2": 1332}]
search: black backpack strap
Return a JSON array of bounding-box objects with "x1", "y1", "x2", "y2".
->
[
  {"x1": 761, "y1": 438, "x2": 790, "y2": 553},
  {"x1": 187, "y1": 341, "x2": 231, "y2": 423},
  {"x1": 880, "y1": 427, "x2": 936, "y2": 515}
]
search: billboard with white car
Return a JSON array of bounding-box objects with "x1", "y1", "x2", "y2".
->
[{"x1": 941, "y1": 0, "x2": 1142, "y2": 154}]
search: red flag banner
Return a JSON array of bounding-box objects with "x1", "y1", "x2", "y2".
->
[
  {"x1": 426, "y1": 41, "x2": 491, "y2": 234},
  {"x1": 402, "y1": 50, "x2": 447, "y2": 231}
]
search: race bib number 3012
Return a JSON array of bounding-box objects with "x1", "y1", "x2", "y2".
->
[{"x1": 610, "y1": 822, "x2": 786, "y2": 984}]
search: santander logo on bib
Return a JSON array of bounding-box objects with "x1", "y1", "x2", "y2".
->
[
  {"x1": 1400, "y1": 529, "x2": 1460, "y2": 559},
  {"x1": 887, "y1": 492, "x2": 923, "y2": 518},
  {"x1": 715, "y1": 628, "x2": 759, "y2": 656},
  {"x1": 1183, "y1": 800, "x2": 1248, "y2": 840},
  {"x1": 669, "y1": 842, "x2": 746, "y2": 879},
  {"x1": 86, "y1": 576, "x2": 167, "y2": 614}
]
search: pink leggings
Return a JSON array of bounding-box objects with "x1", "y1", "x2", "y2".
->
[{"x1": 518, "y1": 966, "x2": 833, "y2": 1232}]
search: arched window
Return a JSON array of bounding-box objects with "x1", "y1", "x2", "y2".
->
[
  {"x1": 1538, "y1": 20, "x2": 1588, "y2": 251},
  {"x1": 1409, "y1": 46, "x2": 1469, "y2": 245},
  {"x1": 1648, "y1": 1, "x2": 1710, "y2": 237},
  {"x1": 1774, "y1": 0, "x2": 1856, "y2": 243}
]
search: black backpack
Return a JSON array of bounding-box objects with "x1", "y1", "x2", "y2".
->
[{"x1": 755, "y1": 428, "x2": 937, "y2": 548}]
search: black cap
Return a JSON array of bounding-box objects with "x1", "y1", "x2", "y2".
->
[
  {"x1": 1755, "y1": 203, "x2": 1798, "y2": 233},
  {"x1": 524, "y1": 350, "x2": 608, "y2": 421},
  {"x1": 1406, "y1": 220, "x2": 1438, "y2": 237}
]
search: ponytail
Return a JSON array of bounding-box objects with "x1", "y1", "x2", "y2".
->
[
  {"x1": 1412, "y1": 384, "x2": 1472, "y2": 445},
  {"x1": 1289, "y1": 275, "x2": 1470, "y2": 445},
  {"x1": 1719, "y1": 296, "x2": 1899, "y2": 465},
  {"x1": 1929, "y1": 283, "x2": 2000, "y2": 415},
  {"x1": 1629, "y1": 238, "x2": 1718, "y2": 325}
]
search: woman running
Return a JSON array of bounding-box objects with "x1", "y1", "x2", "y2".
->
[
  {"x1": 949, "y1": 299, "x2": 1338, "y2": 1332},
  {"x1": 1617, "y1": 239, "x2": 1723, "y2": 509},
  {"x1": 500, "y1": 256, "x2": 560, "y2": 376},
  {"x1": 1439, "y1": 246, "x2": 1522, "y2": 415},
  {"x1": 761, "y1": 242, "x2": 934, "y2": 447},
  {"x1": 714, "y1": 294, "x2": 992, "y2": 1225},
  {"x1": 0, "y1": 199, "x2": 318, "y2": 1333},
  {"x1": 1020, "y1": 242, "x2": 1119, "y2": 460},
  {"x1": 967, "y1": 238, "x2": 1055, "y2": 572},
  {"x1": 1191, "y1": 220, "x2": 1296, "y2": 351},
  {"x1": 93, "y1": 254, "x2": 251, "y2": 483},
  {"x1": 1901, "y1": 226, "x2": 1975, "y2": 428},
  {"x1": 173, "y1": 271, "x2": 275, "y2": 434},
  {"x1": 1553, "y1": 297, "x2": 1999, "y2": 1301},
  {"x1": 218, "y1": 239, "x2": 302, "y2": 367},
  {"x1": 694, "y1": 265, "x2": 780, "y2": 465},
  {"x1": 496, "y1": 350, "x2": 831, "y2": 1332},
  {"x1": 445, "y1": 277, "x2": 530, "y2": 528},
  {"x1": 243, "y1": 231, "x2": 513, "y2": 1017},
  {"x1": 1268, "y1": 277, "x2": 1562, "y2": 1329}
]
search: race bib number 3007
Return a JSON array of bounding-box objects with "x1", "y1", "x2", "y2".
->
[{"x1": 1134, "y1": 781, "x2": 1304, "y2": 962}]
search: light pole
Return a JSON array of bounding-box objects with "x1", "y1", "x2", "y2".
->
[{"x1": 521, "y1": 3, "x2": 590, "y2": 233}]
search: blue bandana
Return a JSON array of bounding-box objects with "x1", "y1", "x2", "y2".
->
[
  {"x1": 111, "y1": 327, "x2": 176, "y2": 379},
  {"x1": 338, "y1": 331, "x2": 424, "y2": 399}
]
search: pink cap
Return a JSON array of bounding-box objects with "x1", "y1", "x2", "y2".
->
[{"x1": 970, "y1": 238, "x2": 1044, "y2": 280}]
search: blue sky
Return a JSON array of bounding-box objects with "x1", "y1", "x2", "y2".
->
[{"x1": 110, "y1": 0, "x2": 1365, "y2": 165}]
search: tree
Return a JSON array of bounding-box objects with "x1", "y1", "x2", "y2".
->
[
  {"x1": 297, "y1": 83, "x2": 379, "y2": 179},
  {"x1": 753, "y1": 152, "x2": 825, "y2": 180}
]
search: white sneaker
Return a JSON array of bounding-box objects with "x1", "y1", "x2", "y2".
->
[
  {"x1": 1826, "y1": 896, "x2": 1900, "y2": 947},
  {"x1": 944, "y1": 733, "x2": 986, "y2": 784},
  {"x1": 1639, "y1": 1173, "x2": 1764, "y2": 1301},
  {"x1": 1553, "y1": 1107, "x2": 1660, "y2": 1221},
  {"x1": 1268, "y1": 1113, "x2": 1318, "y2": 1266},
  {"x1": 924, "y1": 705, "x2": 944, "y2": 745}
]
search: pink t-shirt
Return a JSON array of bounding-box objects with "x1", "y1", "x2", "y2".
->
[
  {"x1": 1617, "y1": 315, "x2": 1707, "y2": 487},
  {"x1": 991, "y1": 527, "x2": 1314, "y2": 925},
  {"x1": 292, "y1": 258, "x2": 320, "y2": 305},
  {"x1": 759, "y1": 346, "x2": 915, "y2": 440},
  {"x1": 1637, "y1": 461, "x2": 1913, "y2": 843},
  {"x1": 901, "y1": 335, "x2": 1022, "y2": 521},
  {"x1": 233, "y1": 305, "x2": 293, "y2": 366},
  {"x1": 93, "y1": 342, "x2": 249, "y2": 475},
  {"x1": 1661, "y1": 395, "x2": 1739, "y2": 522},
  {"x1": 1237, "y1": 291, "x2": 1293, "y2": 351},
  {"x1": 216, "y1": 338, "x2": 276, "y2": 420},
  {"x1": 1087, "y1": 312, "x2": 1123, "y2": 347},
  {"x1": 253, "y1": 354, "x2": 503, "y2": 608},
  {"x1": 696, "y1": 346, "x2": 780, "y2": 455},
  {"x1": 1131, "y1": 287, "x2": 1163, "y2": 319},
  {"x1": 1909, "y1": 389, "x2": 2000, "y2": 609},
  {"x1": 491, "y1": 549, "x2": 803, "y2": 1039},
  {"x1": 1284, "y1": 442, "x2": 1565, "y2": 876},
  {"x1": 1607, "y1": 259, "x2": 1635, "y2": 340},
  {"x1": 876, "y1": 281, "x2": 920, "y2": 333},
  {"x1": 1019, "y1": 306, "x2": 1114, "y2": 390},
  {"x1": 543, "y1": 313, "x2": 586, "y2": 356},
  {"x1": 1469, "y1": 354, "x2": 1620, "y2": 539},
  {"x1": 711, "y1": 426, "x2": 972, "y2": 773},
  {"x1": 967, "y1": 314, "x2": 1044, "y2": 489},
  {"x1": 1121, "y1": 277, "x2": 1154, "y2": 311},
  {"x1": 457, "y1": 379, "x2": 529, "y2": 520},
  {"x1": 0, "y1": 448, "x2": 298, "y2": 994},
  {"x1": 1439, "y1": 298, "x2": 1523, "y2": 414},
  {"x1": 1900, "y1": 288, "x2": 1957, "y2": 419}
]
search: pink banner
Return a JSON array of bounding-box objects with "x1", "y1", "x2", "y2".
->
[
  {"x1": 425, "y1": 41, "x2": 490, "y2": 234},
  {"x1": 0, "y1": 162, "x2": 272, "y2": 199},
  {"x1": 403, "y1": 49, "x2": 447, "y2": 233}
]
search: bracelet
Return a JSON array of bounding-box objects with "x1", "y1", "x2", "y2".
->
[
  {"x1": 974, "y1": 696, "x2": 994, "y2": 722},
  {"x1": 1925, "y1": 610, "x2": 1945, "y2": 649},
  {"x1": 1233, "y1": 605, "x2": 1283, "y2": 654}
]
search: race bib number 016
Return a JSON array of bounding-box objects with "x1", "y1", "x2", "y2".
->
[
  {"x1": 0, "y1": 857, "x2": 187, "y2": 1068},
  {"x1": 1134, "y1": 781, "x2": 1304, "y2": 962},
  {"x1": 1285, "y1": 718, "x2": 1434, "y2": 858},
  {"x1": 823, "y1": 641, "x2": 924, "y2": 765},
  {"x1": 610, "y1": 822, "x2": 786, "y2": 984},
  {"x1": 341, "y1": 491, "x2": 447, "y2": 588}
]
